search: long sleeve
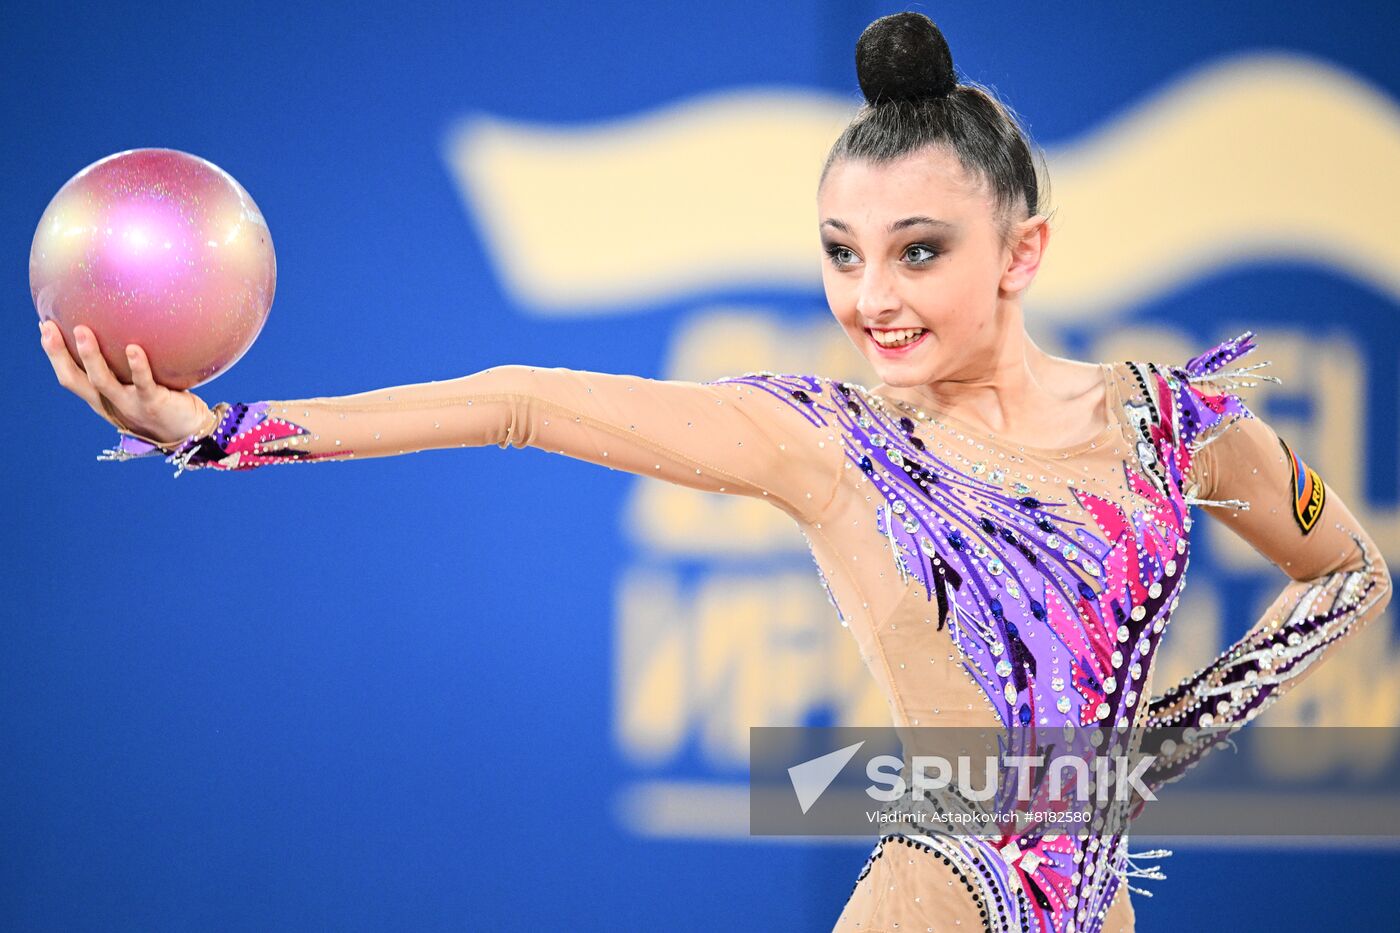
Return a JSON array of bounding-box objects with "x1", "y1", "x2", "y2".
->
[
  {"x1": 1117, "y1": 368, "x2": 1392, "y2": 818},
  {"x1": 98, "y1": 366, "x2": 847, "y2": 523},
  {"x1": 1145, "y1": 383, "x2": 1392, "y2": 733}
]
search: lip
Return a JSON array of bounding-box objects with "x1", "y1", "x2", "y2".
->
[{"x1": 865, "y1": 327, "x2": 929, "y2": 357}]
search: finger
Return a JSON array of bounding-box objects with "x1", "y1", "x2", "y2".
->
[
  {"x1": 39, "y1": 323, "x2": 129, "y2": 430},
  {"x1": 73, "y1": 324, "x2": 130, "y2": 397},
  {"x1": 39, "y1": 321, "x2": 103, "y2": 407},
  {"x1": 125, "y1": 343, "x2": 161, "y2": 400}
]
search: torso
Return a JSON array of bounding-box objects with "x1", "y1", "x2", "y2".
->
[{"x1": 738, "y1": 358, "x2": 1209, "y2": 933}]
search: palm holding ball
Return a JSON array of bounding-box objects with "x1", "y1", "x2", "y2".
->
[
  {"x1": 38, "y1": 319, "x2": 215, "y2": 450},
  {"x1": 31, "y1": 148, "x2": 276, "y2": 447}
]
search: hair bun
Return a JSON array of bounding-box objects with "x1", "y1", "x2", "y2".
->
[{"x1": 855, "y1": 12, "x2": 957, "y2": 105}]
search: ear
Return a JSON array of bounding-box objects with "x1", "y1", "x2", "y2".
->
[{"x1": 999, "y1": 213, "x2": 1050, "y2": 294}]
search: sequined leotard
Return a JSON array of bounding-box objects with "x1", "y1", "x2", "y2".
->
[{"x1": 102, "y1": 331, "x2": 1392, "y2": 933}]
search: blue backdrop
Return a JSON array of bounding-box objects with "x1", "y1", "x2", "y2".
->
[{"x1": 4, "y1": 1, "x2": 1398, "y2": 930}]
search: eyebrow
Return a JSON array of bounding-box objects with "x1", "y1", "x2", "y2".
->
[{"x1": 821, "y1": 216, "x2": 955, "y2": 234}]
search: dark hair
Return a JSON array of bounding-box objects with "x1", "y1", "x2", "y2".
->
[{"x1": 821, "y1": 12, "x2": 1051, "y2": 250}]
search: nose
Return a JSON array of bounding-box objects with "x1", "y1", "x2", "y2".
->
[{"x1": 855, "y1": 261, "x2": 900, "y2": 322}]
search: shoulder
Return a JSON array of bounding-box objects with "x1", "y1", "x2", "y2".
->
[
  {"x1": 1118, "y1": 330, "x2": 1278, "y2": 461},
  {"x1": 702, "y1": 371, "x2": 847, "y2": 427}
]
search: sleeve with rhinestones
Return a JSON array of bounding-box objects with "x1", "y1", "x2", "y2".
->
[
  {"x1": 1145, "y1": 395, "x2": 1392, "y2": 735},
  {"x1": 98, "y1": 366, "x2": 847, "y2": 522}
]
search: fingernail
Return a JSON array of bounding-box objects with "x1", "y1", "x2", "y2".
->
[{"x1": 126, "y1": 346, "x2": 137, "y2": 358}]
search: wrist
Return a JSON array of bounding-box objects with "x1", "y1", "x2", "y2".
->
[
  {"x1": 169, "y1": 402, "x2": 221, "y2": 449},
  {"x1": 115, "y1": 402, "x2": 224, "y2": 453},
  {"x1": 99, "y1": 401, "x2": 237, "y2": 473},
  {"x1": 158, "y1": 402, "x2": 227, "y2": 452}
]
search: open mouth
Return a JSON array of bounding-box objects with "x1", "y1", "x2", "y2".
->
[{"x1": 867, "y1": 327, "x2": 928, "y2": 352}]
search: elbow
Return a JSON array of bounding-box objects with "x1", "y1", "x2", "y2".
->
[
  {"x1": 1326, "y1": 530, "x2": 1393, "y2": 617},
  {"x1": 1360, "y1": 534, "x2": 1393, "y2": 614},
  {"x1": 1375, "y1": 555, "x2": 1394, "y2": 615},
  {"x1": 459, "y1": 365, "x2": 545, "y2": 450}
]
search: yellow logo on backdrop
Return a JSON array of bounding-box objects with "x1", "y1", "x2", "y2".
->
[
  {"x1": 444, "y1": 53, "x2": 1400, "y2": 318},
  {"x1": 443, "y1": 54, "x2": 1400, "y2": 838}
]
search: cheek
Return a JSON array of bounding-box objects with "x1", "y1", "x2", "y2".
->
[
  {"x1": 912, "y1": 264, "x2": 991, "y2": 329},
  {"x1": 822, "y1": 273, "x2": 860, "y2": 326},
  {"x1": 904, "y1": 277, "x2": 959, "y2": 330}
]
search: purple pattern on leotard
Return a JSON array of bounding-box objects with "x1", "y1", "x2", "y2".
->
[{"x1": 712, "y1": 332, "x2": 1282, "y2": 933}]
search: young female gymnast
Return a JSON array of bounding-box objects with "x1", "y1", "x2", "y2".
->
[{"x1": 40, "y1": 12, "x2": 1391, "y2": 932}]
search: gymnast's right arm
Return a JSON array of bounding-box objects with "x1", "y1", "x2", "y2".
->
[{"x1": 41, "y1": 322, "x2": 847, "y2": 523}]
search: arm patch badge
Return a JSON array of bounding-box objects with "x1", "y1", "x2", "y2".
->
[{"x1": 1279, "y1": 436, "x2": 1326, "y2": 534}]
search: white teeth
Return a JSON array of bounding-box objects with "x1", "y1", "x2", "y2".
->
[{"x1": 870, "y1": 328, "x2": 926, "y2": 348}]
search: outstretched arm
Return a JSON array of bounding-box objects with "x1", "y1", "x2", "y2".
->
[
  {"x1": 44, "y1": 323, "x2": 846, "y2": 523},
  {"x1": 125, "y1": 367, "x2": 843, "y2": 517}
]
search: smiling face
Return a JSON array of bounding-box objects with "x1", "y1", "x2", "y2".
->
[{"x1": 818, "y1": 145, "x2": 1040, "y2": 388}]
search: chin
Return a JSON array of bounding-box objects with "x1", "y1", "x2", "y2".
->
[
  {"x1": 870, "y1": 365, "x2": 934, "y2": 388},
  {"x1": 863, "y1": 347, "x2": 939, "y2": 388}
]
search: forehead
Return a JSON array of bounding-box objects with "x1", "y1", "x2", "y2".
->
[{"x1": 818, "y1": 148, "x2": 990, "y2": 226}]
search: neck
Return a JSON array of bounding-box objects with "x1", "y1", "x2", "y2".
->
[{"x1": 879, "y1": 305, "x2": 1071, "y2": 435}]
